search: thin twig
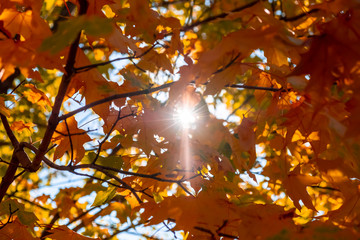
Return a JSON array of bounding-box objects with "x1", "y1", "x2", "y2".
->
[
  {"x1": 7, "y1": 194, "x2": 51, "y2": 211},
  {"x1": 66, "y1": 206, "x2": 100, "y2": 226},
  {"x1": 54, "y1": 128, "x2": 97, "y2": 137},
  {"x1": 58, "y1": 82, "x2": 174, "y2": 121},
  {"x1": 40, "y1": 212, "x2": 60, "y2": 239},
  {"x1": 0, "y1": 204, "x2": 19, "y2": 230},
  {"x1": 9, "y1": 79, "x2": 25, "y2": 94},
  {"x1": 75, "y1": 42, "x2": 158, "y2": 73},
  {"x1": 92, "y1": 110, "x2": 127, "y2": 164},
  {"x1": 64, "y1": 119, "x2": 74, "y2": 165},
  {"x1": 280, "y1": 8, "x2": 320, "y2": 22},
  {"x1": 180, "y1": 0, "x2": 259, "y2": 32}
]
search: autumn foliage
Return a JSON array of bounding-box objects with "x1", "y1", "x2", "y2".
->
[{"x1": 1, "y1": 0, "x2": 360, "y2": 239}]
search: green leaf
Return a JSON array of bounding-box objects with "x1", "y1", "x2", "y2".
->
[
  {"x1": 218, "y1": 140, "x2": 232, "y2": 159},
  {"x1": 0, "y1": 199, "x2": 38, "y2": 227},
  {"x1": 83, "y1": 17, "x2": 113, "y2": 36},
  {"x1": 17, "y1": 210, "x2": 38, "y2": 227},
  {"x1": 40, "y1": 16, "x2": 113, "y2": 54},
  {"x1": 97, "y1": 155, "x2": 123, "y2": 170},
  {"x1": 92, "y1": 187, "x2": 117, "y2": 207}
]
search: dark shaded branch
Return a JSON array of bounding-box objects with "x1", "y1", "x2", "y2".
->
[
  {"x1": 194, "y1": 226, "x2": 216, "y2": 239},
  {"x1": 0, "y1": 114, "x2": 19, "y2": 147},
  {"x1": 23, "y1": 143, "x2": 200, "y2": 201},
  {"x1": 177, "y1": 182, "x2": 194, "y2": 197},
  {"x1": 66, "y1": 206, "x2": 100, "y2": 226},
  {"x1": 103, "y1": 222, "x2": 145, "y2": 240},
  {"x1": 75, "y1": 42, "x2": 158, "y2": 73},
  {"x1": 64, "y1": 119, "x2": 74, "y2": 165},
  {"x1": 10, "y1": 79, "x2": 25, "y2": 94},
  {"x1": 0, "y1": 113, "x2": 20, "y2": 203},
  {"x1": 31, "y1": 0, "x2": 89, "y2": 172},
  {"x1": 59, "y1": 81, "x2": 282, "y2": 122},
  {"x1": 92, "y1": 110, "x2": 131, "y2": 164},
  {"x1": 0, "y1": 204, "x2": 19, "y2": 230},
  {"x1": 23, "y1": 143, "x2": 143, "y2": 203},
  {"x1": 81, "y1": 44, "x2": 107, "y2": 51},
  {"x1": 75, "y1": 55, "x2": 137, "y2": 73},
  {"x1": 54, "y1": 129, "x2": 97, "y2": 137},
  {"x1": 181, "y1": 0, "x2": 319, "y2": 32},
  {"x1": 181, "y1": 0, "x2": 259, "y2": 32},
  {"x1": 59, "y1": 82, "x2": 174, "y2": 121},
  {"x1": 0, "y1": 68, "x2": 20, "y2": 93},
  {"x1": 228, "y1": 84, "x2": 283, "y2": 92},
  {"x1": 280, "y1": 8, "x2": 320, "y2": 22},
  {"x1": 71, "y1": 207, "x2": 105, "y2": 232},
  {"x1": 213, "y1": 53, "x2": 241, "y2": 75},
  {"x1": 40, "y1": 212, "x2": 60, "y2": 239},
  {"x1": 310, "y1": 185, "x2": 340, "y2": 192},
  {"x1": 7, "y1": 194, "x2": 51, "y2": 211}
]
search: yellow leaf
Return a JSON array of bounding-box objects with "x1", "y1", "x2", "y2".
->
[
  {"x1": 10, "y1": 120, "x2": 35, "y2": 133},
  {"x1": 23, "y1": 84, "x2": 52, "y2": 110},
  {"x1": 0, "y1": 96, "x2": 10, "y2": 117}
]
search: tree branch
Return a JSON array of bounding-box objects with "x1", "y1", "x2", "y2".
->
[
  {"x1": 23, "y1": 143, "x2": 201, "y2": 202},
  {"x1": 74, "y1": 42, "x2": 158, "y2": 73},
  {"x1": 280, "y1": 8, "x2": 320, "y2": 22},
  {"x1": 31, "y1": 0, "x2": 89, "y2": 172},
  {"x1": 0, "y1": 114, "x2": 20, "y2": 203},
  {"x1": 58, "y1": 82, "x2": 174, "y2": 121},
  {"x1": 181, "y1": 0, "x2": 259, "y2": 32},
  {"x1": 40, "y1": 212, "x2": 60, "y2": 239},
  {"x1": 59, "y1": 81, "x2": 283, "y2": 122},
  {"x1": 0, "y1": 204, "x2": 19, "y2": 230},
  {"x1": 228, "y1": 84, "x2": 283, "y2": 92}
]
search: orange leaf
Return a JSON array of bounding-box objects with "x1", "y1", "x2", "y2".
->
[
  {"x1": 47, "y1": 225, "x2": 100, "y2": 240},
  {"x1": 10, "y1": 120, "x2": 35, "y2": 133},
  {"x1": 23, "y1": 84, "x2": 52, "y2": 110},
  {"x1": 52, "y1": 116, "x2": 91, "y2": 164},
  {"x1": 0, "y1": 96, "x2": 10, "y2": 117},
  {"x1": 0, "y1": 218, "x2": 39, "y2": 240},
  {"x1": 283, "y1": 165, "x2": 321, "y2": 211}
]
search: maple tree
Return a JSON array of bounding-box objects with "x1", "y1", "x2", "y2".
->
[{"x1": 0, "y1": 0, "x2": 360, "y2": 239}]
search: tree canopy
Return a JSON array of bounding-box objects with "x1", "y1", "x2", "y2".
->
[{"x1": 0, "y1": 0, "x2": 360, "y2": 239}]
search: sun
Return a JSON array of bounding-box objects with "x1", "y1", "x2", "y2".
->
[{"x1": 174, "y1": 106, "x2": 197, "y2": 129}]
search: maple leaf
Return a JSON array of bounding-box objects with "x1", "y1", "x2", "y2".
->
[
  {"x1": 0, "y1": 9, "x2": 39, "y2": 39},
  {"x1": 48, "y1": 226, "x2": 100, "y2": 240},
  {"x1": 0, "y1": 218, "x2": 39, "y2": 240},
  {"x1": 0, "y1": 96, "x2": 10, "y2": 117},
  {"x1": 1, "y1": 1, "x2": 360, "y2": 239},
  {"x1": 52, "y1": 116, "x2": 91, "y2": 164},
  {"x1": 10, "y1": 120, "x2": 35, "y2": 133},
  {"x1": 22, "y1": 84, "x2": 52, "y2": 110},
  {"x1": 283, "y1": 165, "x2": 322, "y2": 211}
]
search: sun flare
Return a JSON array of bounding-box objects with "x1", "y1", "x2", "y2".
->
[{"x1": 174, "y1": 106, "x2": 197, "y2": 129}]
